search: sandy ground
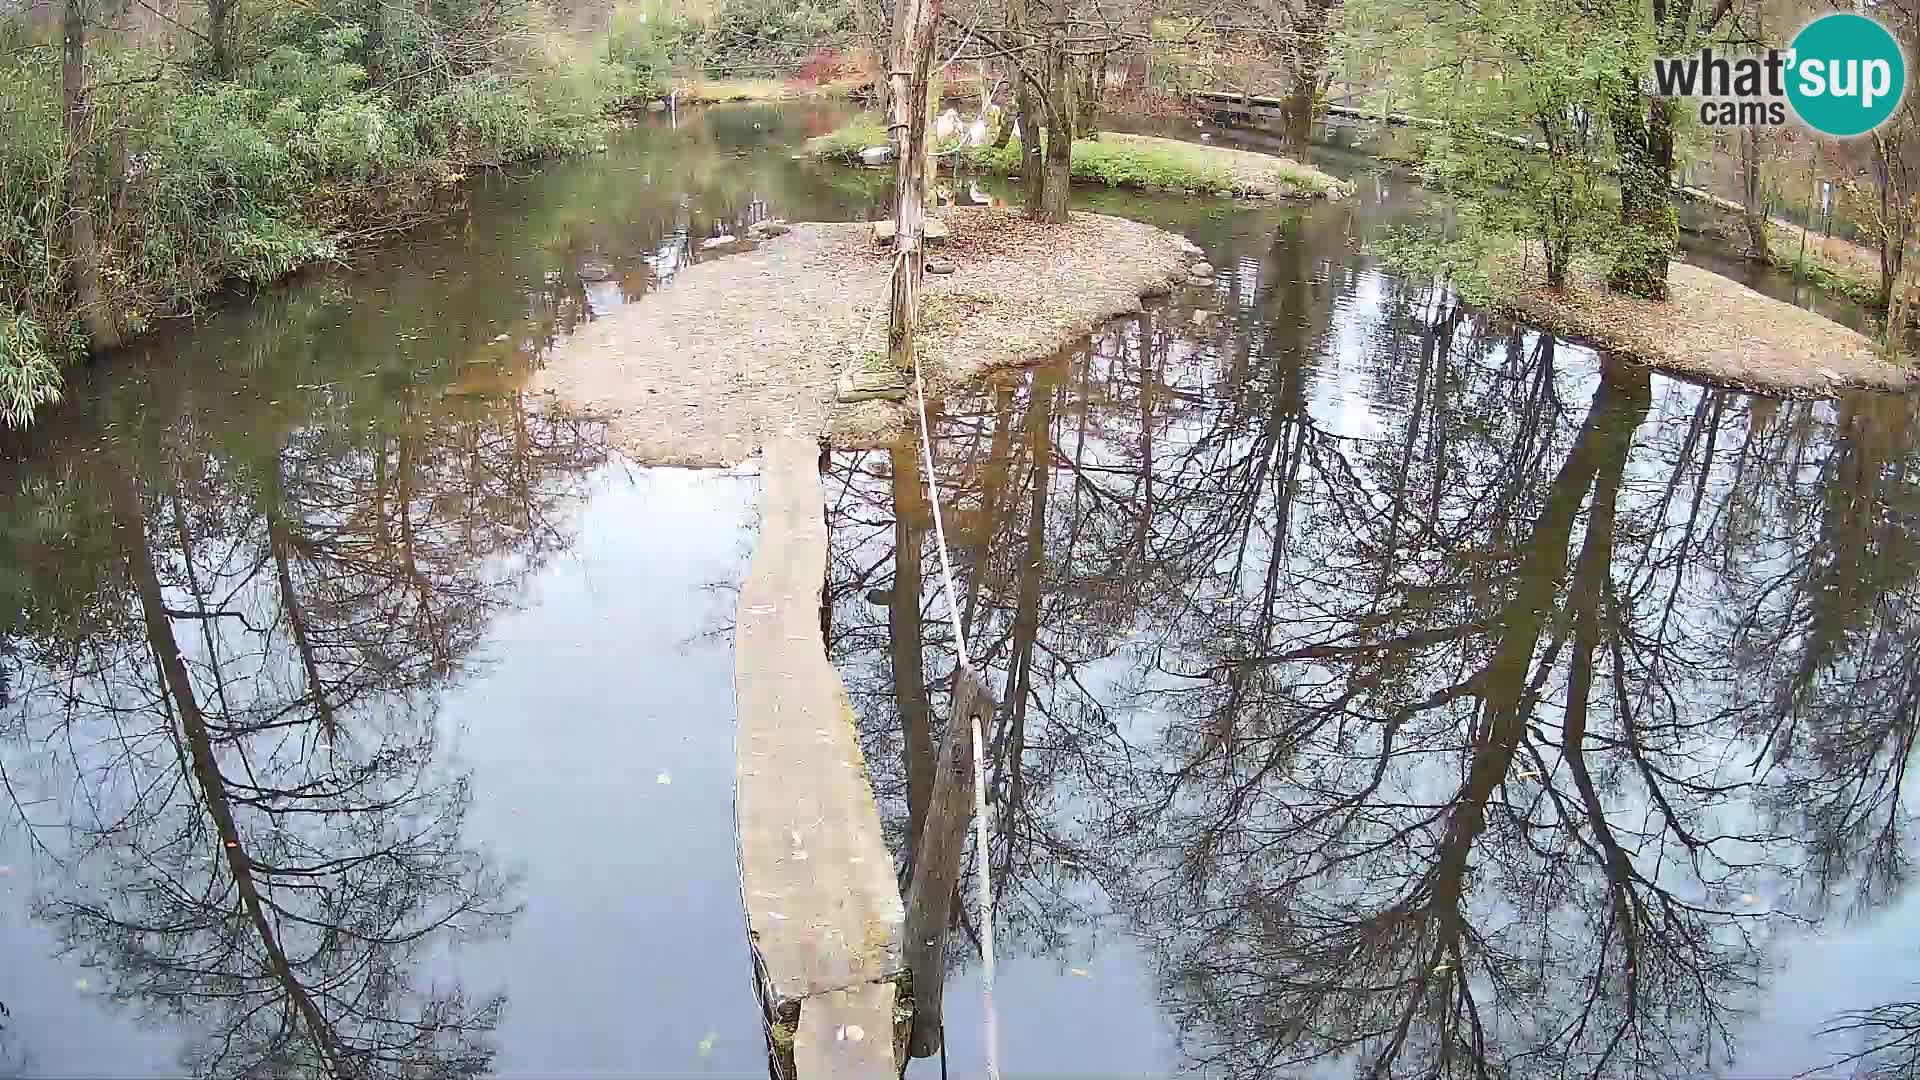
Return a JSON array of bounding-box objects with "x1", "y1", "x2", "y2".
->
[
  {"x1": 1491, "y1": 252, "x2": 1915, "y2": 397},
  {"x1": 532, "y1": 208, "x2": 1191, "y2": 466}
]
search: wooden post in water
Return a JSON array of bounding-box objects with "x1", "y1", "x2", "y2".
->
[{"x1": 902, "y1": 667, "x2": 994, "y2": 1058}]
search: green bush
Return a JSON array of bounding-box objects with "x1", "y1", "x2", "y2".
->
[
  {"x1": 0, "y1": 0, "x2": 617, "y2": 427},
  {"x1": 689, "y1": 0, "x2": 848, "y2": 77},
  {"x1": 607, "y1": 0, "x2": 688, "y2": 98},
  {"x1": 0, "y1": 308, "x2": 65, "y2": 427}
]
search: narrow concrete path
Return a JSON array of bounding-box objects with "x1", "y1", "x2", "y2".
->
[{"x1": 736, "y1": 435, "x2": 903, "y2": 1078}]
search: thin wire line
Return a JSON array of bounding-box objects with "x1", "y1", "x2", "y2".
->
[{"x1": 912, "y1": 372, "x2": 1000, "y2": 1080}]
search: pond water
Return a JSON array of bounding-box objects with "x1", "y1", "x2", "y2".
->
[{"x1": 1, "y1": 101, "x2": 1913, "y2": 1078}]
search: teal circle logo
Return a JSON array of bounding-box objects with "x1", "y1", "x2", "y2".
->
[{"x1": 1787, "y1": 13, "x2": 1906, "y2": 137}]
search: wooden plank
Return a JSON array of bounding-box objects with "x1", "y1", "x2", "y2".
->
[{"x1": 736, "y1": 436, "x2": 905, "y2": 1010}]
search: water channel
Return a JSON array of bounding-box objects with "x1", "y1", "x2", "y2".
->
[{"x1": 2, "y1": 100, "x2": 1916, "y2": 1077}]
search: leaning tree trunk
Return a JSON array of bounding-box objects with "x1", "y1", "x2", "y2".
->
[
  {"x1": 63, "y1": 0, "x2": 118, "y2": 352},
  {"x1": 1608, "y1": 87, "x2": 1677, "y2": 300},
  {"x1": 884, "y1": 0, "x2": 939, "y2": 374}
]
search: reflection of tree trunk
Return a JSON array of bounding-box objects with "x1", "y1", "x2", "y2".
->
[
  {"x1": 394, "y1": 432, "x2": 447, "y2": 672},
  {"x1": 962, "y1": 386, "x2": 1016, "y2": 633},
  {"x1": 1136, "y1": 308, "x2": 1156, "y2": 559},
  {"x1": 1557, "y1": 366, "x2": 1648, "y2": 1015},
  {"x1": 371, "y1": 436, "x2": 389, "y2": 553},
  {"x1": 1438, "y1": 359, "x2": 1649, "y2": 903},
  {"x1": 997, "y1": 369, "x2": 1055, "y2": 883},
  {"x1": 902, "y1": 671, "x2": 989, "y2": 1058},
  {"x1": 890, "y1": 440, "x2": 935, "y2": 841},
  {"x1": 1382, "y1": 297, "x2": 1437, "y2": 584},
  {"x1": 267, "y1": 489, "x2": 336, "y2": 740},
  {"x1": 110, "y1": 471, "x2": 349, "y2": 1077},
  {"x1": 1363, "y1": 362, "x2": 1652, "y2": 1076}
]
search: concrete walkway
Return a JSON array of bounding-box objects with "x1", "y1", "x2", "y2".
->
[{"x1": 736, "y1": 436, "x2": 904, "y2": 1078}]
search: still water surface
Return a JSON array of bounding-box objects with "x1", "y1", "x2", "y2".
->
[{"x1": 1, "y1": 102, "x2": 1913, "y2": 1077}]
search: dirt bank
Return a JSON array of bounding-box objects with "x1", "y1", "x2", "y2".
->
[
  {"x1": 1489, "y1": 252, "x2": 1914, "y2": 397},
  {"x1": 531, "y1": 208, "x2": 1191, "y2": 465}
]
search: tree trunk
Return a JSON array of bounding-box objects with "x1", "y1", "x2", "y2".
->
[
  {"x1": 63, "y1": 0, "x2": 119, "y2": 352},
  {"x1": 1037, "y1": 9, "x2": 1072, "y2": 225},
  {"x1": 1006, "y1": 0, "x2": 1045, "y2": 217},
  {"x1": 848, "y1": 0, "x2": 881, "y2": 105},
  {"x1": 1015, "y1": 77, "x2": 1044, "y2": 216},
  {"x1": 1886, "y1": 199, "x2": 1918, "y2": 356},
  {"x1": 1741, "y1": 126, "x2": 1768, "y2": 256},
  {"x1": 902, "y1": 669, "x2": 991, "y2": 1059},
  {"x1": 1075, "y1": 53, "x2": 1104, "y2": 136},
  {"x1": 1280, "y1": 0, "x2": 1339, "y2": 153},
  {"x1": 1873, "y1": 131, "x2": 1914, "y2": 311},
  {"x1": 208, "y1": 0, "x2": 232, "y2": 76},
  {"x1": 1607, "y1": 89, "x2": 1677, "y2": 300},
  {"x1": 1282, "y1": 68, "x2": 1317, "y2": 152},
  {"x1": 884, "y1": 0, "x2": 939, "y2": 374}
]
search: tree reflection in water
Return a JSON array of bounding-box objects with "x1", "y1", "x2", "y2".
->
[
  {"x1": 0, "y1": 385, "x2": 608, "y2": 1078},
  {"x1": 827, "y1": 215, "x2": 1920, "y2": 1078}
]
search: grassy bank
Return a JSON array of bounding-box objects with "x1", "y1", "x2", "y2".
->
[
  {"x1": 808, "y1": 119, "x2": 1349, "y2": 199},
  {"x1": 1765, "y1": 230, "x2": 1886, "y2": 309}
]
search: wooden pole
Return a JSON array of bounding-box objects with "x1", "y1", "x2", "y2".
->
[
  {"x1": 886, "y1": 0, "x2": 940, "y2": 376},
  {"x1": 902, "y1": 667, "x2": 993, "y2": 1059}
]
